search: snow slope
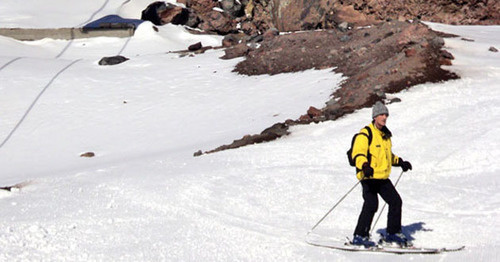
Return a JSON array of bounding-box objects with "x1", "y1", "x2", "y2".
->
[{"x1": 0, "y1": 1, "x2": 499, "y2": 261}]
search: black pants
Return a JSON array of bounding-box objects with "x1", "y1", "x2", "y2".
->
[{"x1": 354, "y1": 179, "x2": 402, "y2": 237}]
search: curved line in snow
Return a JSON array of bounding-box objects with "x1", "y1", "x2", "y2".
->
[
  {"x1": 76, "y1": 0, "x2": 111, "y2": 27},
  {"x1": 0, "y1": 57, "x2": 23, "y2": 72},
  {"x1": 0, "y1": 59, "x2": 82, "y2": 150}
]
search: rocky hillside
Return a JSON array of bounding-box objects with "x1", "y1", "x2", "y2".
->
[
  {"x1": 202, "y1": 20, "x2": 460, "y2": 154},
  {"x1": 144, "y1": 0, "x2": 497, "y2": 154}
]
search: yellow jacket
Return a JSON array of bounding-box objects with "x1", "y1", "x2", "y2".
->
[{"x1": 352, "y1": 123, "x2": 400, "y2": 180}]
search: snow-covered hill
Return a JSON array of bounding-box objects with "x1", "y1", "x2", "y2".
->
[{"x1": 0, "y1": 1, "x2": 499, "y2": 261}]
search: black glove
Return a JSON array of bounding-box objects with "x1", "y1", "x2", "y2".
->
[
  {"x1": 399, "y1": 158, "x2": 412, "y2": 172},
  {"x1": 362, "y1": 162, "x2": 373, "y2": 178}
]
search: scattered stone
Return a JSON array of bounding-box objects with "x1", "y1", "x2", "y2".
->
[
  {"x1": 387, "y1": 97, "x2": 402, "y2": 104},
  {"x1": 193, "y1": 150, "x2": 203, "y2": 157},
  {"x1": 98, "y1": 55, "x2": 129, "y2": 66},
  {"x1": 80, "y1": 152, "x2": 95, "y2": 158},
  {"x1": 461, "y1": 37, "x2": 475, "y2": 42},
  {"x1": 489, "y1": 46, "x2": 498, "y2": 52},
  {"x1": 0, "y1": 181, "x2": 31, "y2": 191}
]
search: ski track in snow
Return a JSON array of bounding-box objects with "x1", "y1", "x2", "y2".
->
[{"x1": 0, "y1": 3, "x2": 499, "y2": 261}]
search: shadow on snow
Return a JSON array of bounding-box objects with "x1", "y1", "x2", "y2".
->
[{"x1": 375, "y1": 222, "x2": 433, "y2": 241}]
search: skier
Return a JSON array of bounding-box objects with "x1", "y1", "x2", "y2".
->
[{"x1": 350, "y1": 101, "x2": 412, "y2": 247}]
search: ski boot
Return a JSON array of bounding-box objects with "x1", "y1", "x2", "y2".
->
[
  {"x1": 351, "y1": 235, "x2": 376, "y2": 248},
  {"x1": 380, "y1": 232, "x2": 412, "y2": 247}
]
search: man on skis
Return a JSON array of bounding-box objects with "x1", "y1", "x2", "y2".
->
[{"x1": 350, "y1": 101, "x2": 412, "y2": 247}]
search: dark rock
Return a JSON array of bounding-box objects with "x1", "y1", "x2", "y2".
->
[
  {"x1": 489, "y1": 46, "x2": 498, "y2": 52},
  {"x1": 387, "y1": 97, "x2": 402, "y2": 104},
  {"x1": 98, "y1": 55, "x2": 129, "y2": 66},
  {"x1": 80, "y1": 152, "x2": 95, "y2": 158},
  {"x1": 188, "y1": 42, "x2": 202, "y2": 51},
  {"x1": 193, "y1": 150, "x2": 203, "y2": 157},
  {"x1": 141, "y1": 1, "x2": 167, "y2": 25}
]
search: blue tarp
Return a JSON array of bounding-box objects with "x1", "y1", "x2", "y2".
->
[{"x1": 83, "y1": 15, "x2": 144, "y2": 30}]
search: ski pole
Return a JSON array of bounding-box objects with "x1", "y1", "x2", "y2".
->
[
  {"x1": 370, "y1": 170, "x2": 405, "y2": 235},
  {"x1": 308, "y1": 180, "x2": 360, "y2": 234}
]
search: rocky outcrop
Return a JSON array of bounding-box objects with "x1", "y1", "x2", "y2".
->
[
  {"x1": 199, "y1": 20, "x2": 459, "y2": 155},
  {"x1": 246, "y1": 0, "x2": 498, "y2": 33},
  {"x1": 148, "y1": 1, "x2": 498, "y2": 38}
]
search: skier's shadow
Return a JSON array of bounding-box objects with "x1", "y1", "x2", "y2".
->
[{"x1": 375, "y1": 222, "x2": 432, "y2": 241}]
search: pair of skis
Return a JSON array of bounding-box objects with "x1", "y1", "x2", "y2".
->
[{"x1": 306, "y1": 233, "x2": 465, "y2": 254}]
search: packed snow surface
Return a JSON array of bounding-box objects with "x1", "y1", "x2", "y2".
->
[{"x1": 0, "y1": 1, "x2": 499, "y2": 261}]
